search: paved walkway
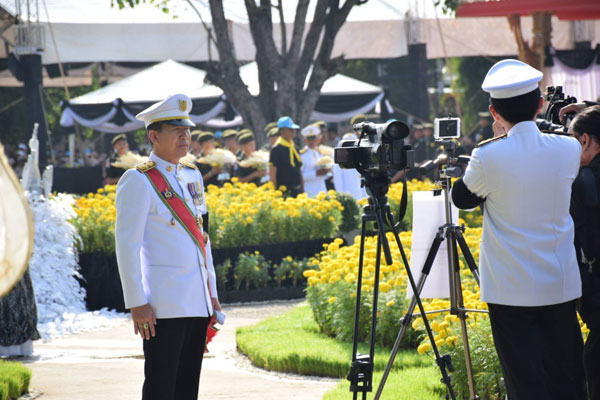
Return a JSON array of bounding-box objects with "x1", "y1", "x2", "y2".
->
[{"x1": 22, "y1": 300, "x2": 339, "y2": 399}]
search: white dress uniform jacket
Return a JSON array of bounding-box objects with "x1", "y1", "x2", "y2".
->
[
  {"x1": 332, "y1": 164, "x2": 366, "y2": 200},
  {"x1": 115, "y1": 153, "x2": 218, "y2": 318},
  {"x1": 300, "y1": 147, "x2": 327, "y2": 197},
  {"x1": 461, "y1": 121, "x2": 581, "y2": 306}
]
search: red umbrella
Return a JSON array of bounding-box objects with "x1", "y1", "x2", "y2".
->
[{"x1": 457, "y1": 0, "x2": 600, "y2": 20}]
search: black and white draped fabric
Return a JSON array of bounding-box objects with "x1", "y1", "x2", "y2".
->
[
  {"x1": 60, "y1": 60, "x2": 387, "y2": 132},
  {"x1": 546, "y1": 46, "x2": 600, "y2": 103},
  {"x1": 60, "y1": 96, "x2": 226, "y2": 134}
]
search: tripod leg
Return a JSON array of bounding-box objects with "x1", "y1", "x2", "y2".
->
[
  {"x1": 350, "y1": 218, "x2": 369, "y2": 400},
  {"x1": 374, "y1": 229, "x2": 446, "y2": 399},
  {"x1": 450, "y1": 234, "x2": 480, "y2": 400},
  {"x1": 455, "y1": 229, "x2": 481, "y2": 287},
  {"x1": 373, "y1": 210, "x2": 456, "y2": 400}
]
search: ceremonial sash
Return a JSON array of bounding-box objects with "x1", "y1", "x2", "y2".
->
[{"x1": 143, "y1": 167, "x2": 209, "y2": 271}]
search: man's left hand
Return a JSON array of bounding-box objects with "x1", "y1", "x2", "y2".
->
[{"x1": 212, "y1": 298, "x2": 222, "y2": 312}]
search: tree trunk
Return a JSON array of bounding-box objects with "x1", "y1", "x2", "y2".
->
[
  {"x1": 507, "y1": 12, "x2": 552, "y2": 71},
  {"x1": 206, "y1": 0, "x2": 361, "y2": 144}
]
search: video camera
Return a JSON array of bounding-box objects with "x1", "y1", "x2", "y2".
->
[
  {"x1": 334, "y1": 121, "x2": 414, "y2": 173},
  {"x1": 536, "y1": 86, "x2": 577, "y2": 134}
]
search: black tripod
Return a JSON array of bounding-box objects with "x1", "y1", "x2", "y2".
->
[
  {"x1": 347, "y1": 170, "x2": 458, "y2": 400},
  {"x1": 374, "y1": 142, "x2": 487, "y2": 400}
]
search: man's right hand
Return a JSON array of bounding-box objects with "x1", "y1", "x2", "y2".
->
[
  {"x1": 130, "y1": 303, "x2": 157, "y2": 340},
  {"x1": 558, "y1": 102, "x2": 587, "y2": 121}
]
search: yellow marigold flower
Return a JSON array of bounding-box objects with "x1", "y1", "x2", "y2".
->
[
  {"x1": 385, "y1": 300, "x2": 395, "y2": 307},
  {"x1": 279, "y1": 185, "x2": 287, "y2": 192},
  {"x1": 412, "y1": 318, "x2": 423, "y2": 330},
  {"x1": 327, "y1": 296, "x2": 336, "y2": 304},
  {"x1": 345, "y1": 273, "x2": 356, "y2": 284},
  {"x1": 246, "y1": 216, "x2": 253, "y2": 223},
  {"x1": 417, "y1": 343, "x2": 431, "y2": 355},
  {"x1": 431, "y1": 321, "x2": 440, "y2": 332},
  {"x1": 328, "y1": 216, "x2": 335, "y2": 222},
  {"x1": 307, "y1": 276, "x2": 320, "y2": 286},
  {"x1": 302, "y1": 269, "x2": 317, "y2": 278},
  {"x1": 379, "y1": 282, "x2": 391, "y2": 293},
  {"x1": 435, "y1": 338, "x2": 445, "y2": 348}
]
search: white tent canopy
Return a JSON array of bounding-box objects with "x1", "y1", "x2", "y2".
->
[
  {"x1": 60, "y1": 59, "x2": 386, "y2": 133},
  {"x1": 2, "y1": 0, "x2": 597, "y2": 68}
]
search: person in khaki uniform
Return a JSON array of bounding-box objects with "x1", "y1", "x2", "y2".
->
[{"x1": 115, "y1": 94, "x2": 220, "y2": 400}]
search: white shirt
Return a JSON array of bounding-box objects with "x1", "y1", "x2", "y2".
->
[
  {"x1": 115, "y1": 152, "x2": 217, "y2": 318},
  {"x1": 332, "y1": 164, "x2": 366, "y2": 200},
  {"x1": 461, "y1": 121, "x2": 581, "y2": 306},
  {"x1": 300, "y1": 146, "x2": 328, "y2": 198}
]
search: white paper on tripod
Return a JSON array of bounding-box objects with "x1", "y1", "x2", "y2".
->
[{"x1": 406, "y1": 191, "x2": 458, "y2": 299}]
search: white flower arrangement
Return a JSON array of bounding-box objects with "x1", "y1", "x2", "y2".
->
[
  {"x1": 111, "y1": 151, "x2": 149, "y2": 170},
  {"x1": 238, "y1": 150, "x2": 269, "y2": 170},
  {"x1": 196, "y1": 148, "x2": 238, "y2": 167}
]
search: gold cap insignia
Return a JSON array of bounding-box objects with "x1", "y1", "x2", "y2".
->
[{"x1": 178, "y1": 100, "x2": 187, "y2": 112}]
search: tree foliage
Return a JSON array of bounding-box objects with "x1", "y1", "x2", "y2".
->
[{"x1": 114, "y1": 0, "x2": 368, "y2": 143}]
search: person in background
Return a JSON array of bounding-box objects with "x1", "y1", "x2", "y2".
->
[
  {"x1": 222, "y1": 129, "x2": 240, "y2": 156},
  {"x1": 235, "y1": 132, "x2": 267, "y2": 185},
  {"x1": 190, "y1": 130, "x2": 203, "y2": 157},
  {"x1": 326, "y1": 122, "x2": 340, "y2": 147},
  {"x1": 451, "y1": 59, "x2": 585, "y2": 400},
  {"x1": 106, "y1": 134, "x2": 130, "y2": 185},
  {"x1": 261, "y1": 127, "x2": 280, "y2": 152},
  {"x1": 300, "y1": 125, "x2": 329, "y2": 198},
  {"x1": 269, "y1": 116, "x2": 303, "y2": 196},
  {"x1": 568, "y1": 105, "x2": 600, "y2": 399},
  {"x1": 314, "y1": 121, "x2": 327, "y2": 138},
  {"x1": 332, "y1": 132, "x2": 366, "y2": 200},
  {"x1": 194, "y1": 131, "x2": 220, "y2": 187}
]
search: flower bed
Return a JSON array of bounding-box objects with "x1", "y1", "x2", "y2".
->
[
  {"x1": 71, "y1": 180, "x2": 345, "y2": 252},
  {"x1": 303, "y1": 219, "x2": 589, "y2": 398}
]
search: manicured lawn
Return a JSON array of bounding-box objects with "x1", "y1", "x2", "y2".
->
[
  {"x1": 323, "y1": 367, "x2": 445, "y2": 400},
  {"x1": 0, "y1": 361, "x2": 32, "y2": 400},
  {"x1": 236, "y1": 303, "x2": 446, "y2": 398}
]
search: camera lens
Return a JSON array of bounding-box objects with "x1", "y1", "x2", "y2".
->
[{"x1": 382, "y1": 121, "x2": 409, "y2": 140}]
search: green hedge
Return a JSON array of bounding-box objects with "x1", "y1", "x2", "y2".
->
[{"x1": 0, "y1": 361, "x2": 31, "y2": 400}]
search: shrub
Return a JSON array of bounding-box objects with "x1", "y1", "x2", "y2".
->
[
  {"x1": 447, "y1": 319, "x2": 505, "y2": 400},
  {"x1": 234, "y1": 252, "x2": 270, "y2": 290},
  {"x1": 215, "y1": 258, "x2": 231, "y2": 290},
  {"x1": 335, "y1": 192, "x2": 360, "y2": 233}
]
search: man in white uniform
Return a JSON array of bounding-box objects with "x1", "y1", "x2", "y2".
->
[
  {"x1": 300, "y1": 125, "x2": 330, "y2": 197},
  {"x1": 451, "y1": 60, "x2": 585, "y2": 399},
  {"x1": 332, "y1": 132, "x2": 366, "y2": 200},
  {"x1": 115, "y1": 94, "x2": 221, "y2": 400}
]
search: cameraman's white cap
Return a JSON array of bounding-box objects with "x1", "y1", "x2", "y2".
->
[
  {"x1": 482, "y1": 59, "x2": 543, "y2": 99},
  {"x1": 301, "y1": 125, "x2": 320, "y2": 138}
]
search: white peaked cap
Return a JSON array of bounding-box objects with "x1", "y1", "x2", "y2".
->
[
  {"x1": 301, "y1": 125, "x2": 320, "y2": 138},
  {"x1": 136, "y1": 93, "x2": 196, "y2": 128},
  {"x1": 481, "y1": 59, "x2": 543, "y2": 99}
]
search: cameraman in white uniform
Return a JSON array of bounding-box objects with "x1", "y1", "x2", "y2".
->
[{"x1": 452, "y1": 60, "x2": 586, "y2": 400}]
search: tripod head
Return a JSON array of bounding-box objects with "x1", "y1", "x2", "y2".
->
[{"x1": 419, "y1": 140, "x2": 470, "y2": 189}]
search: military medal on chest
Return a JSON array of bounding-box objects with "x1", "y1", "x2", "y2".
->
[{"x1": 187, "y1": 182, "x2": 203, "y2": 206}]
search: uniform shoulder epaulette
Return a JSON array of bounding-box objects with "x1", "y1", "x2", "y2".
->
[
  {"x1": 180, "y1": 160, "x2": 198, "y2": 170},
  {"x1": 135, "y1": 160, "x2": 157, "y2": 173},
  {"x1": 300, "y1": 148, "x2": 308, "y2": 154},
  {"x1": 477, "y1": 134, "x2": 507, "y2": 148}
]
